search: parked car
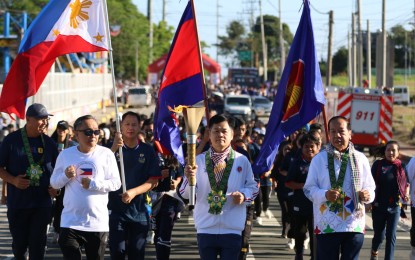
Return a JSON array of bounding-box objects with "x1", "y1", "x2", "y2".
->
[
  {"x1": 126, "y1": 86, "x2": 152, "y2": 107},
  {"x1": 224, "y1": 94, "x2": 252, "y2": 119},
  {"x1": 251, "y1": 96, "x2": 272, "y2": 118},
  {"x1": 393, "y1": 86, "x2": 410, "y2": 105}
]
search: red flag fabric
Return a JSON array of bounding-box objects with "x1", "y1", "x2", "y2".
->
[{"x1": 0, "y1": 0, "x2": 108, "y2": 119}]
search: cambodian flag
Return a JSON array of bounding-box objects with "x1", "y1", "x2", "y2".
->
[
  {"x1": 154, "y1": 0, "x2": 205, "y2": 165},
  {"x1": 79, "y1": 168, "x2": 93, "y2": 176},
  {"x1": 253, "y1": 0, "x2": 326, "y2": 174},
  {"x1": 0, "y1": 0, "x2": 108, "y2": 119}
]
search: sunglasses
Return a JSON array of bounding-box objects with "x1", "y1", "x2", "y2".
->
[{"x1": 77, "y1": 129, "x2": 101, "y2": 137}]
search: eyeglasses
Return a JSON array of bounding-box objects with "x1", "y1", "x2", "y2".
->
[{"x1": 77, "y1": 129, "x2": 101, "y2": 137}]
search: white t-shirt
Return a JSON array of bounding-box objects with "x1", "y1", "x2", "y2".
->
[
  {"x1": 50, "y1": 145, "x2": 121, "y2": 232},
  {"x1": 407, "y1": 157, "x2": 415, "y2": 207}
]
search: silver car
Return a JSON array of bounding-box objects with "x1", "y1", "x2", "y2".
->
[{"x1": 251, "y1": 96, "x2": 272, "y2": 118}]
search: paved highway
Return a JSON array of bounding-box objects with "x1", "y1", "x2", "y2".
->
[
  {"x1": 0, "y1": 105, "x2": 412, "y2": 259},
  {"x1": 0, "y1": 188, "x2": 411, "y2": 259}
]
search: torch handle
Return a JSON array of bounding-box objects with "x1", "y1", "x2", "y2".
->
[{"x1": 187, "y1": 142, "x2": 197, "y2": 205}]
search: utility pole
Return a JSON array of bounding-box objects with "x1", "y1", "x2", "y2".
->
[
  {"x1": 135, "y1": 41, "x2": 139, "y2": 86},
  {"x1": 405, "y1": 31, "x2": 408, "y2": 86},
  {"x1": 279, "y1": 0, "x2": 285, "y2": 77},
  {"x1": 348, "y1": 31, "x2": 352, "y2": 86},
  {"x1": 259, "y1": 0, "x2": 267, "y2": 81},
  {"x1": 216, "y1": 0, "x2": 220, "y2": 62},
  {"x1": 357, "y1": 0, "x2": 363, "y2": 86},
  {"x1": 148, "y1": 0, "x2": 154, "y2": 63},
  {"x1": 162, "y1": 0, "x2": 166, "y2": 22},
  {"x1": 381, "y1": 0, "x2": 387, "y2": 88},
  {"x1": 367, "y1": 20, "x2": 371, "y2": 88},
  {"x1": 326, "y1": 10, "x2": 334, "y2": 87},
  {"x1": 352, "y1": 13, "x2": 357, "y2": 87}
]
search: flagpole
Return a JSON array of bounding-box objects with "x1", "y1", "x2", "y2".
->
[
  {"x1": 102, "y1": 0, "x2": 127, "y2": 193},
  {"x1": 190, "y1": 0, "x2": 210, "y2": 122},
  {"x1": 321, "y1": 104, "x2": 329, "y2": 143}
]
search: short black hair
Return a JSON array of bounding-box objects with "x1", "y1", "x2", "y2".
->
[
  {"x1": 73, "y1": 115, "x2": 97, "y2": 130},
  {"x1": 143, "y1": 118, "x2": 154, "y2": 127},
  {"x1": 234, "y1": 117, "x2": 246, "y2": 129},
  {"x1": 299, "y1": 133, "x2": 320, "y2": 147},
  {"x1": 122, "y1": 111, "x2": 141, "y2": 123},
  {"x1": 328, "y1": 116, "x2": 351, "y2": 130},
  {"x1": 208, "y1": 114, "x2": 235, "y2": 130}
]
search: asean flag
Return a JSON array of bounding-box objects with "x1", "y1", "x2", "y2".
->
[
  {"x1": 253, "y1": 0, "x2": 326, "y2": 175},
  {"x1": 154, "y1": 0, "x2": 205, "y2": 165},
  {"x1": 0, "y1": 0, "x2": 108, "y2": 119}
]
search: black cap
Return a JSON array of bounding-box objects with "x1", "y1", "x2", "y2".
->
[
  {"x1": 57, "y1": 120, "x2": 69, "y2": 130},
  {"x1": 26, "y1": 103, "x2": 53, "y2": 119}
]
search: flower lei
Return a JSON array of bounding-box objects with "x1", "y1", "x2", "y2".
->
[
  {"x1": 327, "y1": 145, "x2": 349, "y2": 213},
  {"x1": 205, "y1": 148, "x2": 235, "y2": 215}
]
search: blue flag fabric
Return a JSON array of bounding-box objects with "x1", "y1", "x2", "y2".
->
[
  {"x1": 154, "y1": 1, "x2": 205, "y2": 166},
  {"x1": 252, "y1": 1, "x2": 326, "y2": 174}
]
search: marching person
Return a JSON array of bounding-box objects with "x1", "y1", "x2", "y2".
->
[
  {"x1": 304, "y1": 116, "x2": 376, "y2": 260},
  {"x1": 180, "y1": 114, "x2": 258, "y2": 260},
  {"x1": 0, "y1": 103, "x2": 59, "y2": 259},
  {"x1": 152, "y1": 154, "x2": 184, "y2": 260},
  {"x1": 50, "y1": 115, "x2": 121, "y2": 260},
  {"x1": 285, "y1": 134, "x2": 320, "y2": 260},
  {"x1": 407, "y1": 156, "x2": 415, "y2": 258},
  {"x1": 370, "y1": 140, "x2": 409, "y2": 260},
  {"x1": 108, "y1": 111, "x2": 161, "y2": 260}
]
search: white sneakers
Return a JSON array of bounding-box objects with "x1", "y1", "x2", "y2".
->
[
  {"x1": 265, "y1": 210, "x2": 273, "y2": 219},
  {"x1": 256, "y1": 217, "x2": 263, "y2": 225},
  {"x1": 304, "y1": 236, "x2": 310, "y2": 250},
  {"x1": 287, "y1": 238, "x2": 295, "y2": 249},
  {"x1": 146, "y1": 231, "x2": 155, "y2": 244}
]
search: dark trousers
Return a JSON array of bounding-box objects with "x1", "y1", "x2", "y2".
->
[
  {"x1": 239, "y1": 205, "x2": 254, "y2": 260},
  {"x1": 254, "y1": 186, "x2": 271, "y2": 217},
  {"x1": 411, "y1": 207, "x2": 415, "y2": 247},
  {"x1": 7, "y1": 207, "x2": 52, "y2": 260},
  {"x1": 58, "y1": 228, "x2": 108, "y2": 260},
  {"x1": 293, "y1": 213, "x2": 314, "y2": 258},
  {"x1": 52, "y1": 188, "x2": 65, "y2": 233},
  {"x1": 371, "y1": 206, "x2": 401, "y2": 260},
  {"x1": 197, "y1": 233, "x2": 242, "y2": 260},
  {"x1": 108, "y1": 216, "x2": 148, "y2": 260},
  {"x1": 316, "y1": 232, "x2": 364, "y2": 260},
  {"x1": 155, "y1": 196, "x2": 180, "y2": 260},
  {"x1": 277, "y1": 194, "x2": 289, "y2": 235}
]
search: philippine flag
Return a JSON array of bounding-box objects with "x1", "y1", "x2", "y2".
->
[
  {"x1": 154, "y1": 0, "x2": 205, "y2": 165},
  {"x1": 0, "y1": 0, "x2": 108, "y2": 119},
  {"x1": 79, "y1": 168, "x2": 93, "y2": 176}
]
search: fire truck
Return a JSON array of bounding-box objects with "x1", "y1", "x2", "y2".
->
[{"x1": 325, "y1": 87, "x2": 393, "y2": 152}]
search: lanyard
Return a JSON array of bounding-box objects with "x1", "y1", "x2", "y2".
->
[{"x1": 21, "y1": 127, "x2": 45, "y2": 166}]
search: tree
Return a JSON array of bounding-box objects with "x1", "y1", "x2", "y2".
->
[
  {"x1": 216, "y1": 20, "x2": 246, "y2": 64},
  {"x1": 389, "y1": 25, "x2": 415, "y2": 68},
  {"x1": 217, "y1": 16, "x2": 293, "y2": 69},
  {"x1": 332, "y1": 47, "x2": 348, "y2": 75}
]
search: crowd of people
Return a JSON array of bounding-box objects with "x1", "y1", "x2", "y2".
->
[{"x1": 0, "y1": 99, "x2": 414, "y2": 260}]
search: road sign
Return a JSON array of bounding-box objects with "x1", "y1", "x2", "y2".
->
[{"x1": 238, "y1": 51, "x2": 252, "y2": 61}]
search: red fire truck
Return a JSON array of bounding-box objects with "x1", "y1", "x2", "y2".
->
[{"x1": 326, "y1": 87, "x2": 393, "y2": 152}]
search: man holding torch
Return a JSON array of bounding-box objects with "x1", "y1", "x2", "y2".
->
[{"x1": 180, "y1": 114, "x2": 258, "y2": 260}]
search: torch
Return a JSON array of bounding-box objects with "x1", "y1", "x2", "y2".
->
[{"x1": 182, "y1": 106, "x2": 205, "y2": 205}]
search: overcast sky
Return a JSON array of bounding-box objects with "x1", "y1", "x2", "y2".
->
[{"x1": 133, "y1": 0, "x2": 415, "y2": 74}]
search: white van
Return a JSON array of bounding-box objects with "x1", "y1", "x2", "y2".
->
[
  {"x1": 393, "y1": 86, "x2": 410, "y2": 105},
  {"x1": 127, "y1": 86, "x2": 152, "y2": 107}
]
